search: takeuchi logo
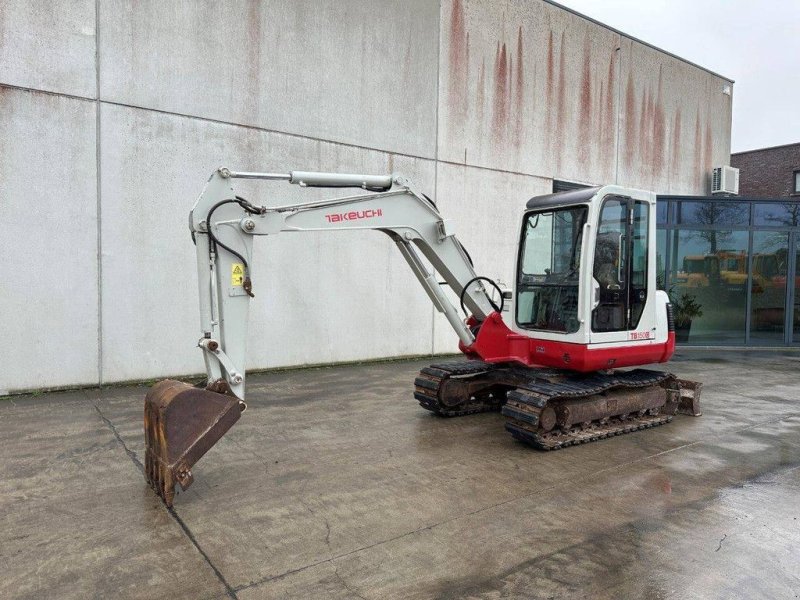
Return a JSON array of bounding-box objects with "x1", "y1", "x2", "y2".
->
[{"x1": 325, "y1": 209, "x2": 383, "y2": 223}]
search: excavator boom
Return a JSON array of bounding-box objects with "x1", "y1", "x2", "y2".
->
[{"x1": 145, "y1": 167, "x2": 499, "y2": 505}]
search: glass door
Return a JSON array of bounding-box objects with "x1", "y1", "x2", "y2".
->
[
  {"x1": 791, "y1": 233, "x2": 800, "y2": 345},
  {"x1": 749, "y1": 231, "x2": 789, "y2": 344}
]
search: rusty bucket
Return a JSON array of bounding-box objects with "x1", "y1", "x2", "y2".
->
[
  {"x1": 144, "y1": 380, "x2": 244, "y2": 506},
  {"x1": 675, "y1": 378, "x2": 703, "y2": 417}
]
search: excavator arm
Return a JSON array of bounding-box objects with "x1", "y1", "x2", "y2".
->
[
  {"x1": 191, "y1": 167, "x2": 498, "y2": 400},
  {"x1": 144, "y1": 167, "x2": 500, "y2": 505}
]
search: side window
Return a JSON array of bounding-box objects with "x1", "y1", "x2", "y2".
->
[
  {"x1": 592, "y1": 198, "x2": 628, "y2": 332},
  {"x1": 629, "y1": 201, "x2": 649, "y2": 328}
]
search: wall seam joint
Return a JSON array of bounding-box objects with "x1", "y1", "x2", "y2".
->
[
  {"x1": 95, "y1": 0, "x2": 103, "y2": 385},
  {"x1": 432, "y1": 0, "x2": 442, "y2": 356}
]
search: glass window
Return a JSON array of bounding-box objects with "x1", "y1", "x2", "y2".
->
[
  {"x1": 656, "y1": 201, "x2": 668, "y2": 225},
  {"x1": 670, "y1": 229, "x2": 748, "y2": 344},
  {"x1": 794, "y1": 171, "x2": 800, "y2": 194},
  {"x1": 675, "y1": 201, "x2": 749, "y2": 226},
  {"x1": 592, "y1": 197, "x2": 628, "y2": 332},
  {"x1": 629, "y1": 202, "x2": 649, "y2": 328},
  {"x1": 656, "y1": 228, "x2": 666, "y2": 290},
  {"x1": 517, "y1": 206, "x2": 587, "y2": 333},
  {"x1": 754, "y1": 203, "x2": 800, "y2": 227},
  {"x1": 750, "y1": 232, "x2": 789, "y2": 344}
]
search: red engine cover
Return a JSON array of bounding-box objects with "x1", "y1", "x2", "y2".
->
[{"x1": 459, "y1": 312, "x2": 675, "y2": 372}]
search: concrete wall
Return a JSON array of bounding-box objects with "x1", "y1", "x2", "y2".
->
[{"x1": 0, "y1": 0, "x2": 733, "y2": 393}]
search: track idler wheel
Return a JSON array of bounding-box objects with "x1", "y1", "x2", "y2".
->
[{"x1": 143, "y1": 380, "x2": 245, "y2": 507}]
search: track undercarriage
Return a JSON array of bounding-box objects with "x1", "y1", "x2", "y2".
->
[{"x1": 414, "y1": 360, "x2": 701, "y2": 450}]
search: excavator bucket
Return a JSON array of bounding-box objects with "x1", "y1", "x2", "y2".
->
[
  {"x1": 675, "y1": 378, "x2": 703, "y2": 416},
  {"x1": 144, "y1": 379, "x2": 244, "y2": 506}
]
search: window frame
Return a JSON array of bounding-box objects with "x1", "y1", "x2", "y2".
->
[{"x1": 515, "y1": 204, "x2": 589, "y2": 334}]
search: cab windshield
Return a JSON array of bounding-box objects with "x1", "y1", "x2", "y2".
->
[{"x1": 517, "y1": 206, "x2": 587, "y2": 333}]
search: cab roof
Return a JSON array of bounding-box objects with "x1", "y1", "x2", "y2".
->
[{"x1": 525, "y1": 186, "x2": 601, "y2": 210}]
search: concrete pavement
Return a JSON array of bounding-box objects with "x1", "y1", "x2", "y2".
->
[{"x1": 1, "y1": 351, "x2": 799, "y2": 599}]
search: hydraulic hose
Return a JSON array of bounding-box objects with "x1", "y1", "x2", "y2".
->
[
  {"x1": 459, "y1": 276, "x2": 504, "y2": 317},
  {"x1": 205, "y1": 196, "x2": 264, "y2": 297}
]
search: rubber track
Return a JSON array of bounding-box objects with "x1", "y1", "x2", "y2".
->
[
  {"x1": 413, "y1": 360, "x2": 503, "y2": 417},
  {"x1": 502, "y1": 369, "x2": 674, "y2": 450}
]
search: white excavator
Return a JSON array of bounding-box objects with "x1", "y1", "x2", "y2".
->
[{"x1": 144, "y1": 168, "x2": 701, "y2": 506}]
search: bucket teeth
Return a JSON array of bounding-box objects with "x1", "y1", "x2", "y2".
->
[
  {"x1": 143, "y1": 380, "x2": 243, "y2": 507},
  {"x1": 674, "y1": 378, "x2": 703, "y2": 416}
]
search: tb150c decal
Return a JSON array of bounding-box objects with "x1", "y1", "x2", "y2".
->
[
  {"x1": 629, "y1": 331, "x2": 654, "y2": 340},
  {"x1": 325, "y1": 209, "x2": 383, "y2": 223}
]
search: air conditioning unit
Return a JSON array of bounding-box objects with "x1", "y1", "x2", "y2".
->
[{"x1": 711, "y1": 165, "x2": 739, "y2": 195}]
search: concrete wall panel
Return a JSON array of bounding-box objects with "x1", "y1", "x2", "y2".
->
[
  {"x1": 99, "y1": 0, "x2": 439, "y2": 158},
  {"x1": 439, "y1": 0, "x2": 622, "y2": 184},
  {"x1": 0, "y1": 89, "x2": 97, "y2": 392},
  {"x1": 99, "y1": 105, "x2": 436, "y2": 383},
  {"x1": 432, "y1": 163, "x2": 551, "y2": 353},
  {"x1": 439, "y1": 0, "x2": 732, "y2": 195},
  {"x1": 616, "y1": 38, "x2": 733, "y2": 194},
  {"x1": 0, "y1": 1, "x2": 96, "y2": 97}
]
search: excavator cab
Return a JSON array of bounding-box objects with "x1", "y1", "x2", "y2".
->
[
  {"x1": 461, "y1": 185, "x2": 674, "y2": 372},
  {"x1": 516, "y1": 187, "x2": 657, "y2": 341}
]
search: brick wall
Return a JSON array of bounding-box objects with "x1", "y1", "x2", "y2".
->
[{"x1": 731, "y1": 143, "x2": 800, "y2": 197}]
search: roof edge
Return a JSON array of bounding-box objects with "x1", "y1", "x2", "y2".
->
[
  {"x1": 731, "y1": 142, "x2": 800, "y2": 155},
  {"x1": 544, "y1": 0, "x2": 735, "y2": 83}
]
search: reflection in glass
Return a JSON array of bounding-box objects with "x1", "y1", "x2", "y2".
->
[
  {"x1": 656, "y1": 229, "x2": 666, "y2": 289},
  {"x1": 675, "y1": 201, "x2": 749, "y2": 226},
  {"x1": 754, "y1": 204, "x2": 800, "y2": 228},
  {"x1": 656, "y1": 202, "x2": 668, "y2": 225},
  {"x1": 750, "y1": 231, "x2": 788, "y2": 344},
  {"x1": 670, "y1": 229, "x2": 748, "y2": 344},
  {"x1": 794, "y1": 245, "x2": 800, "y2": 345},
  {"x1": 517, "y1": 206, "x2": 587, "y2": 333}
]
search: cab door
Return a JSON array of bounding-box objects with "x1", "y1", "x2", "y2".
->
[{"x1": 592, "y1": 196, "x2": 649, "y2": 333}]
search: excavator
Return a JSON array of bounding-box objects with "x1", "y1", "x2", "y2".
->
[{"x1": 144, "y1": 168, "x2": 702, "y2": 506}]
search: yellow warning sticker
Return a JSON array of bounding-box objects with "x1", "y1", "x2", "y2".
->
[{"x1": 231, "y1": 263, "x2": 244, "y2": 286}]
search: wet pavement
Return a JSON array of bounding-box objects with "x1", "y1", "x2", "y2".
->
[{"x1": 1, "y1": 350, "x2": 799, "y2": 599}]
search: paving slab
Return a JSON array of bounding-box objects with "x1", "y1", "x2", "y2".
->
[{"x1": 1, "y1": 351, "x2": 799, "y2": 599}]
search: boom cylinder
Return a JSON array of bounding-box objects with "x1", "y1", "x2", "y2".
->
[{"x1": 289, "y1": 171, "x2": 394, "y2": 191}]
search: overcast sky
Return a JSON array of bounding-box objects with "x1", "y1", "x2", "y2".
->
[{"x1": 556, "y1": 0, "x2": 800, "y2": 153}]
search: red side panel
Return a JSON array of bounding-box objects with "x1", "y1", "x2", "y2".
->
[{"x1": 459, "y1": 312, "x2": 676, "y2": 372}]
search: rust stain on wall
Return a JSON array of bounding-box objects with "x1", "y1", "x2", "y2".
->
[
  {"x1": 623, "y1": 72, "x2": 637, "y2": 171},
  {"x1": 492, "y1": 41, "x2": 509, "y2": 144},
  {"x1": 601, "y1": 50, "x2": 616, "y2": 176},
  {"x1": 448, "y1": 0, "x2": 468, "y2": 132},
  {"x1": 704, "y1": 121, "x2": 713, "y2": 174},
  {"x1": 555, "y1": 32, "x2": 567, "y2": 173},
  {"x1": 578, "y1": 35, "x2": 592, "y2": 164},
  {"x1": 652, "y1": 67, "x2": 666, "y2": 177},
  {"x1": 639, "y1": 87, "x2": 651, "y2": 171},
  {"x1": 546, "y1": 31, "x2": 555, "y2": 99},
  {"x1": 694, "y1": 108, "x2": 703, "y2": 184},
  {"x1": 545, "y1": 30, "x2": 555, "y2": 154},
  {"x1": 631, "y1": 65, "x2": 667, "y2": 183},
  {"x1": 671, "y1": 107, "x2": 682, "y2": 183},
  {"x1": 513, "y1": 26, "x2": 524, "y2": 148}
]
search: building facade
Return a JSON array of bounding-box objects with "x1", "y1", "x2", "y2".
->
[
  {"x1": 1, "y1": 0, "x2": 733, "y2": 393},
  {"x1": 731, "y1": 143, "x2": 800, "y2": 197},
  {"x1": 658, "y1": 195, "x2": 800, "y2": 346}
]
